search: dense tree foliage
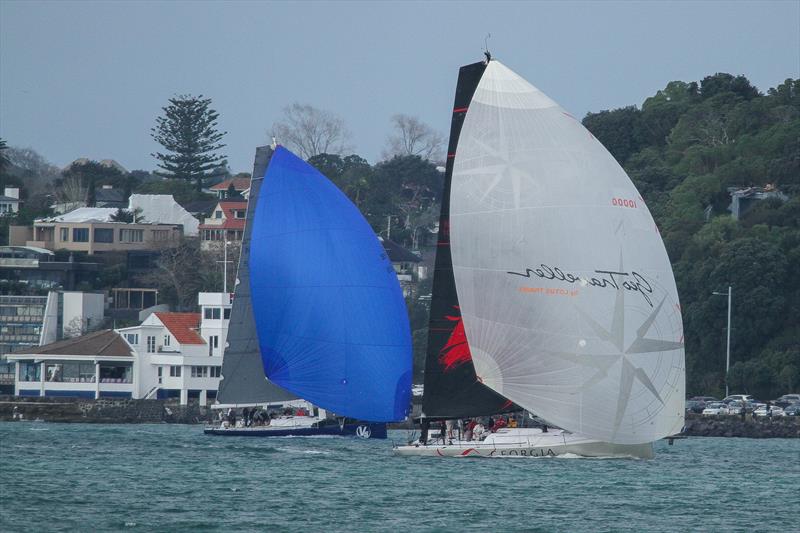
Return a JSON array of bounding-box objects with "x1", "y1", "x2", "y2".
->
[
  {"x1": 151, "y1": 94, "x2": 227, "y2": 190},
  {"x1": 584, "y1": 76, "x2": 799, "y2": 399},
  {"x1": 59, "y1": 160, "x2": 128, "y2": 206}
]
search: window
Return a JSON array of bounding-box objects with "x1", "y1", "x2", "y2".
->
[
  {"x1": 146, "y1": 335, "x2": 156, "y2": 353},
  {"x1": 169, "y1": 365, "x2": 181, "y2": 377},
  {"x1": 164, "y1": 335, "x2": 170, "y2": 347},
  {"x1": 204, "y1": 308, "x2": 221, "y2": 320},
  {"x1": 214, "y1": 210, "x2": 223, "y2": 219},
  {"x1": 210, "y1": 366, "x2": 221, "y2": 378},
  {"x1": 191, "y1": 366, "x2": 208, "y2": 378},
  {"x1": 223, "y1": 308, "x2": 231, "y2": 320},
  {"x1": 60, "y1": 228, "x2": 69, "y2": 242},
  {"x1": 99, "y1": 365, "x2": 132, "y2": 383},
  {"x1": 19, "y1": 362, "x2": 41, "y2": 382},
  {"x1": 72, "y1": 228, "x2": 89, "y2": 242},
  {"x1": 124, "y1": 333, "x2": 139, "y2": 345},
  {"x1": 119, "y1": 229, "x2": 144, "y2": 243},
  {"x1": 152, "y1": 229, "x2": 170, "y2": 241},
  {"x1": 93, "y1": 228, "x2": 114, "y2": 243},
  {"x1": 208, "y1": 335, "x2": 218, "y2": 356},
  {"x1": 234, "y1": 210, "x2": 246, "y2": 219},
  {"x1": 59, "y1": 363, "x2": 95, "y2": 383}
]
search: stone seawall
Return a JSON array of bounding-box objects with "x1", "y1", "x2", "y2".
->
[
  {"x1": 683, "y1": 413, "x2": 799, "y2": 438},
  {"x1": 0, "y1": 396, "x2": 211, "y2": 424}
]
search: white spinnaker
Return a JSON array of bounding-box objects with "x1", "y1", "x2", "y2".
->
[{"x1": 449, "y1": 61, "x2": 685, "y2": 445}]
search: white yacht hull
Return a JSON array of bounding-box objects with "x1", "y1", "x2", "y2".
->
[{"x1": 393, "y1": 428, "x2": 654, "y2": 459}]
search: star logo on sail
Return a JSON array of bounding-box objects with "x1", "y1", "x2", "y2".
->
[
  {"x1": 548, "y1": 263, "x2": 683, "y2": 439},
  {"x1": 456, "y1": 134, "x2": 533, "y2": 210}
]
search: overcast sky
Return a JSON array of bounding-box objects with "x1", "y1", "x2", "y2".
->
[{"x1": 1, "y1": 0, "x2": 798, "y2": 173}]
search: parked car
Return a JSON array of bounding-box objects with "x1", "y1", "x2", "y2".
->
[
  {"x1": 772, "y1": 394, "x2": 800, "y2": 408},
  {"x1": 685, "y1": 400, "x2": 706, "y2": 414},
  {"x1": 783, "y1": 404, "x2": 800, "y2": 416},
  {"x1": 753, "y1": 405, "x2": 784, "y2": 417},
  {"x1": 702, "y1": 402, "x2": 730, "y2": 416},
  {"x1": 727, "y1": 401, "x2": 748, "y2": 414},
  {"x1": 723, "y1": 394, "x2": 754, "y2": 404}
]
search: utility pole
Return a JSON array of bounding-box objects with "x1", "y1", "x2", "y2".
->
[{"x1": 712, "y1": 286, "x2": 733, "y2": 397}]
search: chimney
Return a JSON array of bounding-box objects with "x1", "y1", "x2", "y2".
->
[{"x1": 4, "y1": 187, "x2": 19, "y2": 199}]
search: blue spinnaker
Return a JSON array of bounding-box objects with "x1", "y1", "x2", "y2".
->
[{"x1": 249, "y1": 147, "x2": 412, "y2": 422}]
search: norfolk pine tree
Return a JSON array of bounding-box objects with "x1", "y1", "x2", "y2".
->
[{"x1": 151, "y1": 95, "x2": 227, "y2": 191}]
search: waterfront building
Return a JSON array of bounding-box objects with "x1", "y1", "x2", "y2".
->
[
  {"x1": 0, "y1": 187, "x2": 21, "y2": 216},
  {"x1": 26, "y1": 214, "x2": 183, "y2": 255},
  {"x1": 11, "y1": 194, "x2": 199, "y2": 254},
  {"x1": 7, "y1": 292, "x2": 231, "y2": 404},
  {"x1": 0, "y1": 291, "x2": 105, "y2": 393},
  {"x1": 115, "y1": 292, "x2": 231, "y2": 405},
  {"x1": 0, "y1": 245, "x2": 101, "y2": 292},
  {"x1": 7, "y1": 329, "x2": 135, "y2": 399},
  {"x1": 209, "y1": 177, "x2": 250, "y2": 199},
  {"x1": 380, "y1": 238, "x2": 423, "y2": 298},
  {"x1": 199, "y1": 200, "x2": 247, "y2": 247}
]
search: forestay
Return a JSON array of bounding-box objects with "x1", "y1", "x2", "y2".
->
[
  {"x1": 249, "y1": 147, "x2": 412, "y2": 423},
  {"x1": 449, "y1": 60, "x2": 685, "y2": 444}
]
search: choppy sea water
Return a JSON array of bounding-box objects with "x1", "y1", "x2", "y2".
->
[{"x1": 0, "y1": 423, "x2": 797, "y2": 532}]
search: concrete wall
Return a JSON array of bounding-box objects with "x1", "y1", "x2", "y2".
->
[
  {"x1": 8, "y1": 226, "x2": 33, "y2": 246},
  {"x1": 61, "y1": 291, "x2": 105, "y2": 337}
]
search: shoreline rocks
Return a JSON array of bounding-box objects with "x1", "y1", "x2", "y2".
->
[
  {"x1": 682, "y1": 413, "x2": 799, "y2": 438},
  {"x1": 0, "y1": 395, "x2": 210, "y2": 424}
]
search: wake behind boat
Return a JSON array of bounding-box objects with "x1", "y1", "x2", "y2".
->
[
  {"x1": 394, "y1": 56, "x2": 684, "y2": 459},
  {"x1": 205, "y1": 145, "x2": 411, "y2": 439}
]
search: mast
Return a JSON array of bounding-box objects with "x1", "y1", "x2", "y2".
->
[
  {"x1": 216, "y1": 146, "x2": 298, "y2": 406},
  {"x1": 421, "y1": 59, "x2": 518, "y2": 420}
]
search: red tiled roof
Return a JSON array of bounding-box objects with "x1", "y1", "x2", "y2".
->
[
  {"x1": 199, "y1": 201, "x2": 247, "y2": 230},
  {"x1": 198, "y1": 220, "x2": 245, "y2": 230},
  {"x1": 154, "y1": 312, "x2": 205, "y2": 345},
  {"x1": 210, "y1": 178, "x2": 251, "y2": 191}
]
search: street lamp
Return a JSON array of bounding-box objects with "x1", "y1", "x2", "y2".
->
[{"x1": 711, "y1": 286, "x2": 732, "y2": 397}]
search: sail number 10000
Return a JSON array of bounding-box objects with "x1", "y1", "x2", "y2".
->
[{"x1": 612, "y1": 198, "x2": 637, "y2": 208}]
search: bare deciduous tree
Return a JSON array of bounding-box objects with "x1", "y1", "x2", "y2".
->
[
  {"x1": 271, "y1": 103, "x2": 352, "y2": 160},
  {"x1": 5, "y1": 146, "x2": 60, "y2": 192},
  {"x1": 382, "y1": 114, "x2": 445, "y2": 162},
  {"x1": 58, "y1": 174, "x2": 88, "y2": 205},
  {"x1": 63, "y1": 315, "x2": 108, "y2": 338}
]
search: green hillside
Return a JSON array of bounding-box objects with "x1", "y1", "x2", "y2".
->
[{"x1": 582, "y1": 74, "x2": 799, "y2": 399}]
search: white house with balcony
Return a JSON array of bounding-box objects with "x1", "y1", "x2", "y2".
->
[
  {"x1": 116, "y1": 292, "x2": 232, "y2": 405},
  {"x1": 0, "y1": 187, "x2": 21, "y2": 216},
  {"x1": 9, "y1": 292, "x2": 232, "y2": 405}
]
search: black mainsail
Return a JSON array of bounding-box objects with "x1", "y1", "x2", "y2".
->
[
  {"x1": 421, "y1": 61, "x2": 518, "y2": 419},
  {"x1": 216, "y1": 146, "x2": 298, "y2": 406}
]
